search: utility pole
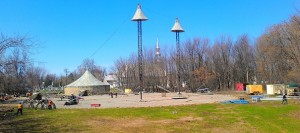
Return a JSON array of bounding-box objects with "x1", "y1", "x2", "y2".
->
[
  {"x1": 64, "y1": 68, "x2": 69, "y2": 86},
  {"x1": 132, "y1": 3, "x2": 148, "y2": 101}
]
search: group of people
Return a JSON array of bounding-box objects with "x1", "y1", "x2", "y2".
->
[{"x1": 16, "y1": 98, "x2": 56, "y2": 115}]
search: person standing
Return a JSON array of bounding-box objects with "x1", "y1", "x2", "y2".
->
[
  {"x1": 17, "y1": 102, "x2": 23, "y2": 115},
  {"x1": 282, "y1": 94, "x2": 288, "y2": 104},
  {"x1": 48, "y1": 100, "x2": 53, "y2": 110},
  {"x1": 70, "y1": 94, "x2": 75, "y2": 100}
]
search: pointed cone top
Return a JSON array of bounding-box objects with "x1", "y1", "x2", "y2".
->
[
  {"x1": 66, "y1": 70, "x2": 109, "y2": 87},
  {"x1": 156, "y1": 37, "x2": 159, "y2": 48},
  {"x1": 171, "y1": 18, "x2": 184, "y2": 32},
  {"x1": 132, "y1": 3, "x2": 148, "y2": 21}
]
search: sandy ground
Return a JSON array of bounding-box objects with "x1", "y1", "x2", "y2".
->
[{"x1": 48, "y1": 93, "x2": 235, "y2": 109}]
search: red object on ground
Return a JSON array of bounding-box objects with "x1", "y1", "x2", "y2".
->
[{"x1": 90, "y1": 104, "x2": 101, "y2": 107}]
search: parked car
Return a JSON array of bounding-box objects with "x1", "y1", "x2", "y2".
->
[{"x1": 197, "y1": 88, "x2": 209, "y2": 93}]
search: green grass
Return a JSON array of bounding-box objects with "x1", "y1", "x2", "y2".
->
[{"x1": 1, "y1": 101, "x2": 300, "y2": 133}]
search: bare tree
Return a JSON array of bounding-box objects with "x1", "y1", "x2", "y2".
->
[
  {"x1": 26, "y1": 66, "x2": 47, "y2": 90},
  {"x1": 210, "y1": 36, "x2": 234, "y2": 90},
  {"x1": 76, "y1": 58, "x2": 106, "y2": 81},
  {"x1": 0, "y1": 34, "x2": 34, "y2": 95},
  {"x1": 255, "y1": 14, "x2": 300, "y2": 83},
  {"x1": 233, "y1": 34, "x2": 256, "y2": 84},
  {"x1": 180, "y1": 38, "x2": 210, "y2": 92}
]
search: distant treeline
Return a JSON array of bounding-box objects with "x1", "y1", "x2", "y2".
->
[{"x1": 112, "y1": 14, "x2": 300, "y2": 92}]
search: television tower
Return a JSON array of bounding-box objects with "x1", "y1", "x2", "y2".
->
[
  {"x1": 132, "y1": 3, "x2": 148, "y2": 101},
  {"x1": 171, "y1": 18, "x2": 184, "y2": 95}
]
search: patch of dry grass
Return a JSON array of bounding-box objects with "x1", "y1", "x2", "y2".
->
[{"x1": 1, "y1": 101, "x2": 300, "y2": 133}]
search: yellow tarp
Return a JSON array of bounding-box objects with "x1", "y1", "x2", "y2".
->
[
  {"x1": 246, "y1": 85, "x2": 263, "y2": 93},
  {"x1": 125, "y1": 89, "x2": 132, "y2": 94}
]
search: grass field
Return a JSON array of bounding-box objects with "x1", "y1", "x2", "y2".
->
[{"x1": 1, "y1": 100, "x2": 300, "y2": 133}]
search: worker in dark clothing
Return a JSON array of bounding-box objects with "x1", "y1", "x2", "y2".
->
[
  {"x1": 17, "y1": 102, "x2": 23, "y2": 115},
  {"x1": 282, "y1": 94, "x2": 288, "y2": 104},
  {"x1": 70, "y1": 94, "x2": 76, "y2": 100}
]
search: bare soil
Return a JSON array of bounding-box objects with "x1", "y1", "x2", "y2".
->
[{"x1": 48, "y1": 92, "x2": 235, "y2": 109}]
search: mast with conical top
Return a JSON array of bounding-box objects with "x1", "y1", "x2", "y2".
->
[
  {"x1": 132, "y1": 3, "x2": 148, "y2": 101},
  {"x1": 171, "y1": 18, "x2": 184, "y2": 95}
]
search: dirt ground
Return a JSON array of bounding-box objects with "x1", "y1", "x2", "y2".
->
[{"x1": 47, "y1": 92, "x2": 235, "y2": 109}]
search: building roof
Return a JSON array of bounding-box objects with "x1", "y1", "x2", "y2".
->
[
  {"x1": 66, "y1": 70, "x2": 109, "y2": 87},
  {"x1": 104, "y1": 74, "x2": 118, "y2": 82}
]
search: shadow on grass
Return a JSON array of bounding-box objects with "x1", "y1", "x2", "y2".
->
[
  {"x1": 0, "y1": 110, "x2": 86, "y2": 133},
  {"x1": 0, "y1": 112, "x2": 47, "y2": 132}
]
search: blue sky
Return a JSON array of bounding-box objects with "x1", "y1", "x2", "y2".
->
[{"x1": 0, "y1": 0, "x2": 299, "y2": 75}]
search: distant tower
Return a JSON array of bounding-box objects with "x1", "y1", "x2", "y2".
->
[
  {"x1": 132, "y1": 3, "x2": 148, "y2": 101},
  {"x1": 171, "y1": 18, "x2": 184, "y2": 94},
  {"x1": 155, "y1": 38, "x2": 161, "y2": 62}
]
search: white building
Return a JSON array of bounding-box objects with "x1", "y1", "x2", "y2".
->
[{"x1": 104, "y1": 73, "x2": 119, "y2": 88}]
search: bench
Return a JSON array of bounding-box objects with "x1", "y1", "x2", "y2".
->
[{"x1": 90, "y1": 104, "x2": 101, "y2": 107}]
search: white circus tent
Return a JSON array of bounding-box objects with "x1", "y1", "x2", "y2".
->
[{"x1": 64, "y1": 70, "x2": 110, "y2": 96}]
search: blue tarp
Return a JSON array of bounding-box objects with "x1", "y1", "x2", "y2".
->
[
  {"x1": 251, "y1": 95, "x2": 263, "y2": 99},
  {"x1": 221, "y1": 100, "x2": 249, "y2": 104}
]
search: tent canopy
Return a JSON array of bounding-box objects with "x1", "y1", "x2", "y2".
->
[{"x1": 66, "y1": 70, "x2": 109, "y2": 87}]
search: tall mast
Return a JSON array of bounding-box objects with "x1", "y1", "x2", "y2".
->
[
  {"x1": 171, "y1": 18, "x2": 184, "y2": 94},
  {"x1": 132, "y1": 4, "x2": 148, "y2": 101}
]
